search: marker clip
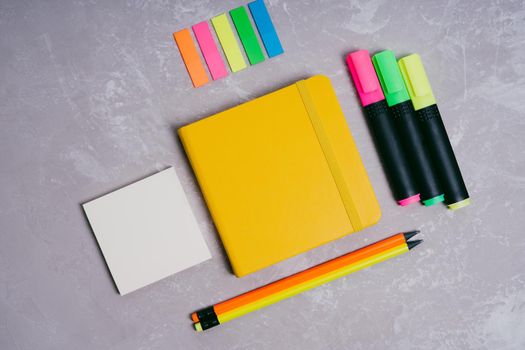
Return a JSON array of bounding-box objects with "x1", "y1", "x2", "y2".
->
[{"x1": 404, "y1": 59, "x2": 431, "y2": 97}]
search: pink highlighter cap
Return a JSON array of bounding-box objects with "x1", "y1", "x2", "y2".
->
[{"x1": 346, "y1": 50, "x2": 385, "y2": 107}]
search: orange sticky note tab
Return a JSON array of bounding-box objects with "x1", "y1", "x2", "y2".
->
[{"x1": 173, "y1": 29, "x2": 209, "y2": 88}]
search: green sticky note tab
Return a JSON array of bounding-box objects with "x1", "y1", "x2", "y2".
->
[
  {"x1": 230, "y1": 6, "x2": 265, "y2": 65},
  {"x1": 211, "y1": 14, "x2": 247, "y2": 72}
]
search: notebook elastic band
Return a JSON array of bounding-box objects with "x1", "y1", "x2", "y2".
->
[{"x1": 296, "y1": 81, "x2": 363, "y2": 231}]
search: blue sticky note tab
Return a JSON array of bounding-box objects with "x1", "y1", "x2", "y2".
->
[{"x1": 248, "y1": 0, "x2": 284, "y2": 58}]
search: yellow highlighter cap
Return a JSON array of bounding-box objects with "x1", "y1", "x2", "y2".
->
[{"x1": 398, "y1": 54, "x2": 436, "y2": 110}]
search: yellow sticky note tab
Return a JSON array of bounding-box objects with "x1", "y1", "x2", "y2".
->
[{"x1": 211, "y1": 14, "x2": 247, "y2": 73}]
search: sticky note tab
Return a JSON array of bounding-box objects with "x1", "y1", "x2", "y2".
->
[
  {"x1": 192, "y1": 21, "x2": 228, "y2": 80},
  {"x1": 404, "y1": 59, "x2": 431, "y2": 97},
  {"x1": 230, "y1": 6, "x2": 265, "y2": 65},
  {"x1": 173, "y1": 29, "x2": 209, "y2": 88},
  {"x1": 248, "y1": 0, "x2": 283, "y2": 58},
  {"x1": 211, "y1": 14, "x2": 247, "y2": 73}
]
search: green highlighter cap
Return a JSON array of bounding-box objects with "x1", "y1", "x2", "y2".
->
[
  {"x1": 398, "y1": 54, "x2": 437, "y2": 111},
  {"x1": 372, "y1": 50, "x2": 410, "y2": 107}
]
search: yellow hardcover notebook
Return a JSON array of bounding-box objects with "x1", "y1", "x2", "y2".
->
[{"x1": 179, "y1": 75, "x2": 381, "y2": 277}]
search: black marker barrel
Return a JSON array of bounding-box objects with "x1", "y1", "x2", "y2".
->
[
  {"x1": 347, "y1": 50, "x2": 420, "y2": 206},
  {"x1": 398, "y1": 54, "x2": 470, "y2": 210},
  {"x1": 372, "y1": 50, "x2": 444, "y2": 206}
]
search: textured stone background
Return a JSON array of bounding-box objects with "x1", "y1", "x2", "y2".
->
[{"x1": 1, "y1": 1, "x2": 524, "y2": 349}]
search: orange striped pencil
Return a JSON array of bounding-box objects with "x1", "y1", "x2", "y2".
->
[{"x1": 192, "y1": 231, "x2": 422, "y2": 331}]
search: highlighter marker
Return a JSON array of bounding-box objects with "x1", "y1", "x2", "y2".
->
[
  {"x1": 398, "y1": 54, "x2": 470, "y2": 210},
  {"x1": 346, "y1": 50, "x2": 419, "y2": 206},
  {"x1": 372, "y1": 50, "x2": 444, "y2": 206}
]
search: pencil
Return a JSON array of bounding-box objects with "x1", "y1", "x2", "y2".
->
[
  {"x1": 192, "y1": 231, "x2": 422, "y2": 331},
  {"x1": 191, "y1": 231, "x2": 416, "y2": 322}
]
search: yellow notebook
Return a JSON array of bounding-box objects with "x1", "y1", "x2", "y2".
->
[{"x1": 179, "y1": 75, "x2": 381, "y2": 277}]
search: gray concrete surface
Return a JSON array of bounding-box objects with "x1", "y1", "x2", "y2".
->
[{"x1": 1, "y1": 0, "x2": 524, "y2": 349}]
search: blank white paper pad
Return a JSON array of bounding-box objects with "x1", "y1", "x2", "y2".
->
[{"x1": 83, "y1": 167, "x2": 211, "y2": 295}]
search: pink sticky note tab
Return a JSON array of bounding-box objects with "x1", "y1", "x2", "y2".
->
[{"x1": 192, "y1": 21, "x2": 228, "y2": 80}]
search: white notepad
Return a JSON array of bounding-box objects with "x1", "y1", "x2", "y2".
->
[{"x1": 83, "y1": 167, "x2": 211, "y2": 295}]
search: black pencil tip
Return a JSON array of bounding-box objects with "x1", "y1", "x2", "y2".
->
[
  {"x1": 407, "y1": 239, "x2": 423, "y2": 250},
  {"x1": 403, "y1": 230, "x2": 420, "y2": 241}
]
